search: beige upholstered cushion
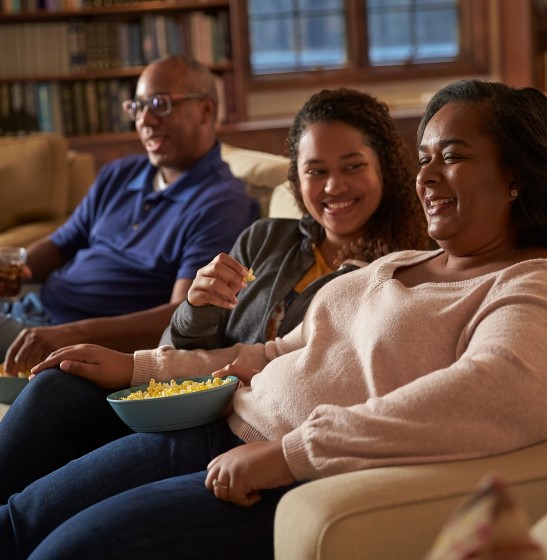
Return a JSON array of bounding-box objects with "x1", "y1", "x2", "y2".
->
[
  {"x1": 66, "y1": 150, "x2": 95, "y2": 212},
  {"x1": 221, "y1": 143, "x2": 291, "y2": 216},
  {"x1": 0, "y1": 133, "x2": 69, "y2": 233},
  {"x1": 0, "y1": 219, "x2": 66, "y2": 248},
  {"x1": 532, "y1": 513, "x2": 547, "y2": 556},
  {"x1": 269, "y1": 180, "x2": 303, "y2": 219}
]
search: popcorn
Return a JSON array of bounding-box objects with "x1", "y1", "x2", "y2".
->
[
  {"x1": 243, "y1": 268, "x2": 255, "y2": 282},
  {"x1": 120, "y1": 377, "x2": 233, "y2": 401},
  {"x1": 0, "y1": 363, "x2": 30, "y2": 378}
]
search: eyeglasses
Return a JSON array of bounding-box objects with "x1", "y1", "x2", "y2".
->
[{"x1": 122, "y1": 93, "x2": 207, "y2": 120}]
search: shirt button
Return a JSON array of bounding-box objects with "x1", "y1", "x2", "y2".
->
[
  {"x1": 132, "y1": 224, "x2": 139, "y2": 231},
  {"x1": 144, "y1": 203, "x2": 150, "y2": 211}
]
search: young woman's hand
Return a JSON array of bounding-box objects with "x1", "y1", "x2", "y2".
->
[
  {"x1": 205, "y1": 440, "x2": 295, "y2": 507},
  {"x1": 187, "y1": 253, "x2": 252, "y2": 310},
  {"x1": 30, "y1": 344, "x2": 134, "y2": 389}
]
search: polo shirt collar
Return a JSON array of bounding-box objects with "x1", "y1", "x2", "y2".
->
[{"x1": 125, "y1": 142, "x2": 223, "y2": 203}]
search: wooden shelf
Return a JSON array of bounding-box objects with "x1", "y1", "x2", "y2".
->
[{"x1": 0, "y1": 0, "x2": 230, "y2": 21}]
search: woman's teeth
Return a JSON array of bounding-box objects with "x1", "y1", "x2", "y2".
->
[
  {"x1": 428, "y1": 198, "x2": 454, "y2": 207},
  {"x1": 326, "y1": 200, "x2": 355, "y2": 209}
]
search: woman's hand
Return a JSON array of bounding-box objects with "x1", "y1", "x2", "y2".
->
[
  {"x1": 212, "y1": 363, "x2": 259, "y2": 386},
  {"x1": 205, "y1": 441, "x2": 295, "y2": 506},
  {"x1": 30, "y1": 344, "x2": 134, "y2": 389},
  {"x1": 188, "y1": 253, "x2": 252, "y2": 310}
]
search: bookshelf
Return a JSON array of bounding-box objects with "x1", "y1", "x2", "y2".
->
[{"x1": 0, "y1": 0, "x2": 247, "y2": 158}]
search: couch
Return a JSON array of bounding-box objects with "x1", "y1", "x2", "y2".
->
[
  {"x1": 1, "y1": 134, "x2": 546, "y2": 558},
  {"x1": 0, "y1": 133, "x2": 96, "y2": 247}
]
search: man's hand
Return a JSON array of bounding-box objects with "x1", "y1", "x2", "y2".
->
[
  {"x1": 30, "y1": 344, "x2": 134, "y2": 389},
  {"x1": 205, "y1": 441, "x2": 295, "y2": 507},
  {"x1": 4, "y1": 324, "x2": 85, "y2": 375},
  {"x1": 188, "y1": 253, "x2": 252, "y2": 310}
]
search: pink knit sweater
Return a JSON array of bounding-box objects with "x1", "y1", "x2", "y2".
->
[{"x1": 134, "y1": 250, "x2": 547, "y2": 481}]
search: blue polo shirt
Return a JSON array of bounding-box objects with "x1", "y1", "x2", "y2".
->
[{"x1": 40, "y1": 142, "x2": 259, "y2": 323}]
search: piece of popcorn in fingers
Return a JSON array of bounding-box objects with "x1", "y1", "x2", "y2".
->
[{"x1": 243, "y1": 268, "x2": 256, "y2": 282}]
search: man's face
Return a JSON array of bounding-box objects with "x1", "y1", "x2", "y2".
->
[{"x1": 133, "y1": 62, "x2": 213, "y2": 181}]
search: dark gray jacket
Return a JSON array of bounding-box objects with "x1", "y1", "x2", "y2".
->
[{"x1": 160, "y1": 217, "x2": 361, "y2": 349}]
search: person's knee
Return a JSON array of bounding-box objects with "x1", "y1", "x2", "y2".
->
[{"x1": 21, "y1": 369, "x2": 99, "y2": 411}]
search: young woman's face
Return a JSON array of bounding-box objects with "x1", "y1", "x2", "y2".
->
[
  {"x1": 416, "y1": 102, "x2": 515, "y2": 255},
  {"x1": 297, "y1": 121, "x2": 383, "y2": 246}
]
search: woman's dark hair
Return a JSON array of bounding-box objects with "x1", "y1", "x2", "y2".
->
[
  {"x1": 286, "y1": 88, "x2": 432, "y2": 264},
  {"x1": 417, "y1": 79, "x2": 547, "y2": 248}
]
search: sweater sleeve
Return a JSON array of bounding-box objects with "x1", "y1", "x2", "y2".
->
[
  {"x1": 282, "y1": 271, "x2": 547, "y2": 481},
  {"x1": 132, "y1": 320, "x2": 306, "y2": 386},
  {"x1": 167, "y1": 301, "x2": 228, "y2": 350},
  {"x1": 165, "y1": 220, "x2": 275, "y2": 350}
]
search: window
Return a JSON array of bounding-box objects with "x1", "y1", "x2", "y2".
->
[
  {"x1": 367, "y1": 0, "x2": 459, "y2": 65},
  {"x1": 248, "y1": 0, "x2": 346, "y2": 74},
  {"x1": 245, "y1": 0, "x2": 489, "y2": 88}
]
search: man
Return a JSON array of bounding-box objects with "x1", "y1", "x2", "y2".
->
[{"x1": 0, "y1": 55, "x2": 258, "y2": 374}]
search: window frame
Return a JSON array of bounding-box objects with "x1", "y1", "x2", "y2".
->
[{"x1": 238, "y1": 0, "x2": 490, "y2": 91}]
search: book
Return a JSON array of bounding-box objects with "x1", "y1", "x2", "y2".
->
[
  {"x1": 22, "y1": 81, "x2": 39, "y2": 133},
  {"x1": 50, "y1": 81, "x2": 63, "y2": 133},
  {"x1": 71, "y1": 80, "x2": 88, "y2": 135},
  {"x1": 141, "y1": 14, "x2": 159, "y2": 64},
  {"x1": 84, "y1": 79, "x2": 99, "y2": 134},
  {"x1": 128, "y1": 21, "x2": 143, "y2": 66},
  {"x1": 35, "y1": 82, "x2": 54, "y2": 132},
  {"x1": 96, "y1": 79, "x2": 111, "y2": 133},
  {"x1": 60, "y1": 81, "x2": 75, "y2": 136},
  {"x1": 68, "y1": 20, "x2": 84, "y2": 73},
  {"x1": 0, "y1": 83, "x2": 12, "y2": 135},
  {"x1": 9, "y1": 82, "x2": 26, "y2": 135}
]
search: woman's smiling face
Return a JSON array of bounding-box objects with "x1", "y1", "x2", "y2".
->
[
  {"x1": 416, "y1": 102, "x2": 515, "y2": 256},
  {"x1": 297, "y1": 121, "x2": 383, "y2": 246}
]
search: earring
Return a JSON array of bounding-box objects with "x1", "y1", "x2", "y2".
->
[{"x1": 510, "y1": 189, "x2": 518, "y2": 198}]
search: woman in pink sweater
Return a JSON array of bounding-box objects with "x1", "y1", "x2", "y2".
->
[{"x1": 3, "y1": 80, "x2": 547, "y2": 560}]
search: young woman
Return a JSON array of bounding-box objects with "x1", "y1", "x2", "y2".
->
[{"x1": 3, "y1": 80, "x2": 547, "y2": 560}]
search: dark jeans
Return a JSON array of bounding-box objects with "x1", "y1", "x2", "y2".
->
[
  {"x1": 0, "y1": 368, "x2": 133, "y2": 501},
  {"x1": 0, "y1": 370, "x2": 299, "y2": 559}
]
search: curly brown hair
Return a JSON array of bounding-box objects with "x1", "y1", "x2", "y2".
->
[{"x1": 286, "y1": 88, "x2": 432, "y2": 263}]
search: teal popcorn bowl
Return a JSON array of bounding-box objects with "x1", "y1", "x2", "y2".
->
[{"x1": 106, "y1": 376, "x2": 238, "y2": 433}]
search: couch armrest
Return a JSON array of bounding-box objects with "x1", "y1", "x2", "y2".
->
[
  {"x1": 274, "y1": 441, "x2": 547, "y2": 560},
  {"x1": 67, "y1": 150, "x2": 95, "y2": 212}
]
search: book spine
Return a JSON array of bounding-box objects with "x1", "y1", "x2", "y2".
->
[
  {"x1": 96, "y1": 79, "x2": 112, "y2": 133},
  {"x1": 50, "y1": 81, "x2": 64, "y2": 134},
  {"x1": 71, "y1": 80, "x2": 88, "y2": 135},
  {"x1": 60, "y1": 81, "x2": 75, "y2": 136},
  {"x1": 84, "y1": 79, "x2": 99, "y2": 134},
  {"x1": 35, "y1": 82, "x2": 54, "y2": 132},
  {"x1": 9, "y1": 81, "x2": 26, "y2": 135},
  {"x1": 23, "y1": 81, "x2": 40, "y2": 133},
  {"x1": 0, "y1": 83, "x2": 11, "y2": 135}
]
